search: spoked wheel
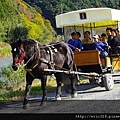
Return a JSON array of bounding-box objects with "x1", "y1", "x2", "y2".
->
[{"x1": 103, "y1": 74, "x2": 114, "y2": 91}]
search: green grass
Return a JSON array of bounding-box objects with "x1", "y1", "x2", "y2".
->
[
  {"x1": 0, "y1": 77, "x2": 57, "y2": 102},
  {"x1": 0, "y1": 79, "x2": 89, "y2": 102},
  {"x1": 0, "y1": 42, "x2": 11, "y2": 58}
]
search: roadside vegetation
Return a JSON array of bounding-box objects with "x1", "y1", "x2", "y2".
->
[
  {"x1": 0, "y1": 63, "x2": 89, "y2": 102},
  {"x1": 0, "y1": 64, "x2": 57, "y2": 102},
  {"x1": 0, "y1": 0, "x2": 56, "y2": 44},
  {"x1": 0, "y1": 42, "x2": 11, "y2": 58}
]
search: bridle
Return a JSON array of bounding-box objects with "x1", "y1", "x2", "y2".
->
[
  {"x1": 13, "y1": 44, "x2": 25, "y2": 65},
  {"x1": 12, "y1": 41, "x2": 40, "y2": 69}
]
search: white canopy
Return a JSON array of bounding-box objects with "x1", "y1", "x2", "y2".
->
[{"x1": 55, "y1": 8, "x2": 120, "y2": 28}]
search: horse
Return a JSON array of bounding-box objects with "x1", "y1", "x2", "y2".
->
[{"x1": 9, "y1": 38, "x2": 77, "y2": 109}]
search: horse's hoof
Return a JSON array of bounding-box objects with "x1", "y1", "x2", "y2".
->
[
  {"x1": 23, "y1": 104, "x2": 29, "y2": 109},
  {"x1": 40, "y1": 102, "x2": 46, "y2": 106},
  {"x1": 55, "y1": 96, "x2": 62, "y2": 101},
  {"x1": 71, "y1": 92, "x2": 77, "y2": 98}
]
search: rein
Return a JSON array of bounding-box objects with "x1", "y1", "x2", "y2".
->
[
  {"x1": 23, "y1": 51, "x2": 37, "y2": 67},
  {"x1": 24, "y1": 41, "x2": 40, "y2": 71}
]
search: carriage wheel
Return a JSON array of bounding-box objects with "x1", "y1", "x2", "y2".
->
[{"x1": 103, "y1": 74, "x2": 114, "y2": 91}]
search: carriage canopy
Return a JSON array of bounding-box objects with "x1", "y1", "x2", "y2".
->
[{"x1": 55, "y1": 8, "x2": 120, "y2": 28}]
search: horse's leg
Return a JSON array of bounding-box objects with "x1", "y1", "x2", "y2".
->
[
  {"x1": 23, "y1": 72, "x2": 34, "y2": 109},
  {"x1": 40, "y1": 75, "x2": 47, "y2": 106},
  {"x1": 54, "y1": 73, "x2": 62, "y2": 100},
  {"x1": 70, "y1": 74, "x2": 77, "y2": 98}
]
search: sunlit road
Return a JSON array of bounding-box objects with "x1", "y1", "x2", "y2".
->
[
  {"x1": 0, "y1": 82, "x2": 120, "y2": 113},
  {"x1": 0, "y1": 56, "x2": 12, "y2": 68}
]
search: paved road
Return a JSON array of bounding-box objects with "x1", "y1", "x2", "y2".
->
[
  {"x1": 0, "y1": 56, "x2": 12, "y2": 68},
  {"x1": 0, "y1": 82, "x2": 120, "y2": 113}
]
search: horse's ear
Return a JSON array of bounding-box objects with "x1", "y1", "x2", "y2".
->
[{"x1": 18, "y1": 38, "x2": 23, "y2": 44}]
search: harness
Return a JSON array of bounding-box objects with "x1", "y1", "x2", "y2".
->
[
  {"x1": 24, "y1": 42, "x2": 58, "y2": 78},
  {"x1": 15, "y1": 41, "x2": 71, "y2": 79}
]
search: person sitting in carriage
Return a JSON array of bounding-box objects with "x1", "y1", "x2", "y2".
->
[
  {"x1": 82, "y1": 31, "x2": 92, "y2": 44},
  {"x1": 67, "y1": 32, "x2": 83, "y2": 52},
  {"x1": 92, "y1": 35, "x2": 109, "y2": 67},
  {"x1": 92, "y1": 35, "x2": 109, "y2": 57}
]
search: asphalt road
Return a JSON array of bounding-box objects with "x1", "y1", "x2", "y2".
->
[
  {"x1": 0, "y1": 56, "x2": 12, "y2": 68},
  {"x1": 0, "y1": 82, "x2": 120, "y2": 113}
]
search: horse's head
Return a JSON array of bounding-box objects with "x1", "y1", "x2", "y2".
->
[{"x1": 10, "y1": 39, "x2": 25, "y2": 71}]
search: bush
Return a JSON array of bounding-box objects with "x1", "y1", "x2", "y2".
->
[
  {"x1": 0, "y1": 64, "x2": 26, "y2": 93},
  {"x1": 0, "y1": 42, "x2": 11, "y2": 58}
]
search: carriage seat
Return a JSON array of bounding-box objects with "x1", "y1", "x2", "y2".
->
[
  {"x1": 74, "y1": 50, "x2": 112, "y2": 73},
  {"x1": 82, "y1": 43, "x2": 95, "y2": 51},
  {"x1": 74, "y1": 50, "x2": 101, "y2": 66}
]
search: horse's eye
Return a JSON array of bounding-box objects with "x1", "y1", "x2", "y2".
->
[{"x1": 14, "y1": 48, "x2": 17, "y2": 52}]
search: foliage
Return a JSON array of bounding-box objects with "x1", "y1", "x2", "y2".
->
[
  {"x1": 0, "y1": 0, "x2": 56, "y2": 44},
  {"x1": 0, "y1": 64, "x2": 26, "y2": 93},
  {"x1": 0, "y1": 65, "x2": 56, "y2": 101},
  {"x1": 0, "y1": 42, "x2": 11, "y2": 58}
]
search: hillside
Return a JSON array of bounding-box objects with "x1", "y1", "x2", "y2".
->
[
  {"x1": 0, "y1": 0, "x2": 56, "y2": 44},
  {"x1": 24, "y1": 0, "x2": 120, "y2": 34}
]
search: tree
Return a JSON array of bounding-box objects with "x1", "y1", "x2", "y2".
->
[
  {"x1": 107, "y1": 0, "x2": 114, "y2": 8},
  {"x1": 11, "y1": 26, "x2": 28, "y2": 41}
]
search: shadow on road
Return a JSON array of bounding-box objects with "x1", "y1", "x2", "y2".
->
[{"x1": 76, "y1": 83, "x2": 99, "y2": 91}]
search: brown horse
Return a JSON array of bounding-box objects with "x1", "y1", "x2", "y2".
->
[{"x1": 10, "y1": 39, "x2": 77, "y2": 109}]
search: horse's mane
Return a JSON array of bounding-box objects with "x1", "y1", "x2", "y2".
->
[
  {"x1": 22, "y1": 39, "x2": 37, "y2": 46},
  {"x1": 49, "y1": 40, "x2": 65, "y2": 45},
  {"x1": 20, "y1": 39, "x2": 67, "y2": 50}
]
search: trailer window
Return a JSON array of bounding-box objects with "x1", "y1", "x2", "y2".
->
[{"x1": 79, "y1": 12, "x2": 87, "y2": 20}]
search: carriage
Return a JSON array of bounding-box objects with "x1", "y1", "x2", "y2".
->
[
  {"x1": 9, "y1": 8, "x2": 120, "y2": 108},
  {"x1": 55, "y1": 7, "x2": 120, "y2": 91}
]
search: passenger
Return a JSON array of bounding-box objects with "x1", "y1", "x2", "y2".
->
[
  {"x1": 92, "y1": 35, "x2": 109, "y2": 67},
  {"x1": 106, "y1": 28, "x2": 112, "y2": 46},
  {"x1": 67, "y1": 32, "x2": 83, "y2": 52},
  {"x1": 76, "y1": 32, "x2": 82, "y2": 42},
  {"x1": 116, "y1": 28, "x2": 120, "y2": 40},
  {"x1": 100, "y1": 33, "x2": 110, "y2": 54},
  {"x1": 100, "y1": 33, "x2": 108, "y2": 45},
  {"x1": 82, "y1": 31, "x2": 92, "y2": 44},
  {"x1": 110, "y1": 29, "x2": 120, "y2": 54},
  {"x1": 92, "y1": 35, "x2": 109, "y2": 58}
]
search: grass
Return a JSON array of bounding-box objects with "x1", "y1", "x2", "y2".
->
[
  {"x1": 0, "y1": 78, "x2": 89, "y2": 102},
  {"x1": 0, "y1": 42, "x2": 11, "y2": 58},
  {"x1": 0, "y1": 78, "x2": 57, "y2": 102},
  {"x1": 0, "y1": 63, "x2": 89, "y2": 103}
]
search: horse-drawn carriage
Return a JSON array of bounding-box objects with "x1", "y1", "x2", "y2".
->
[
  {"x1": 55, "y1": 7, "x2": 120, "y2": 91},
  {"x1": 9, "y1": 8, "x2": 120, "y2": 108}
]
